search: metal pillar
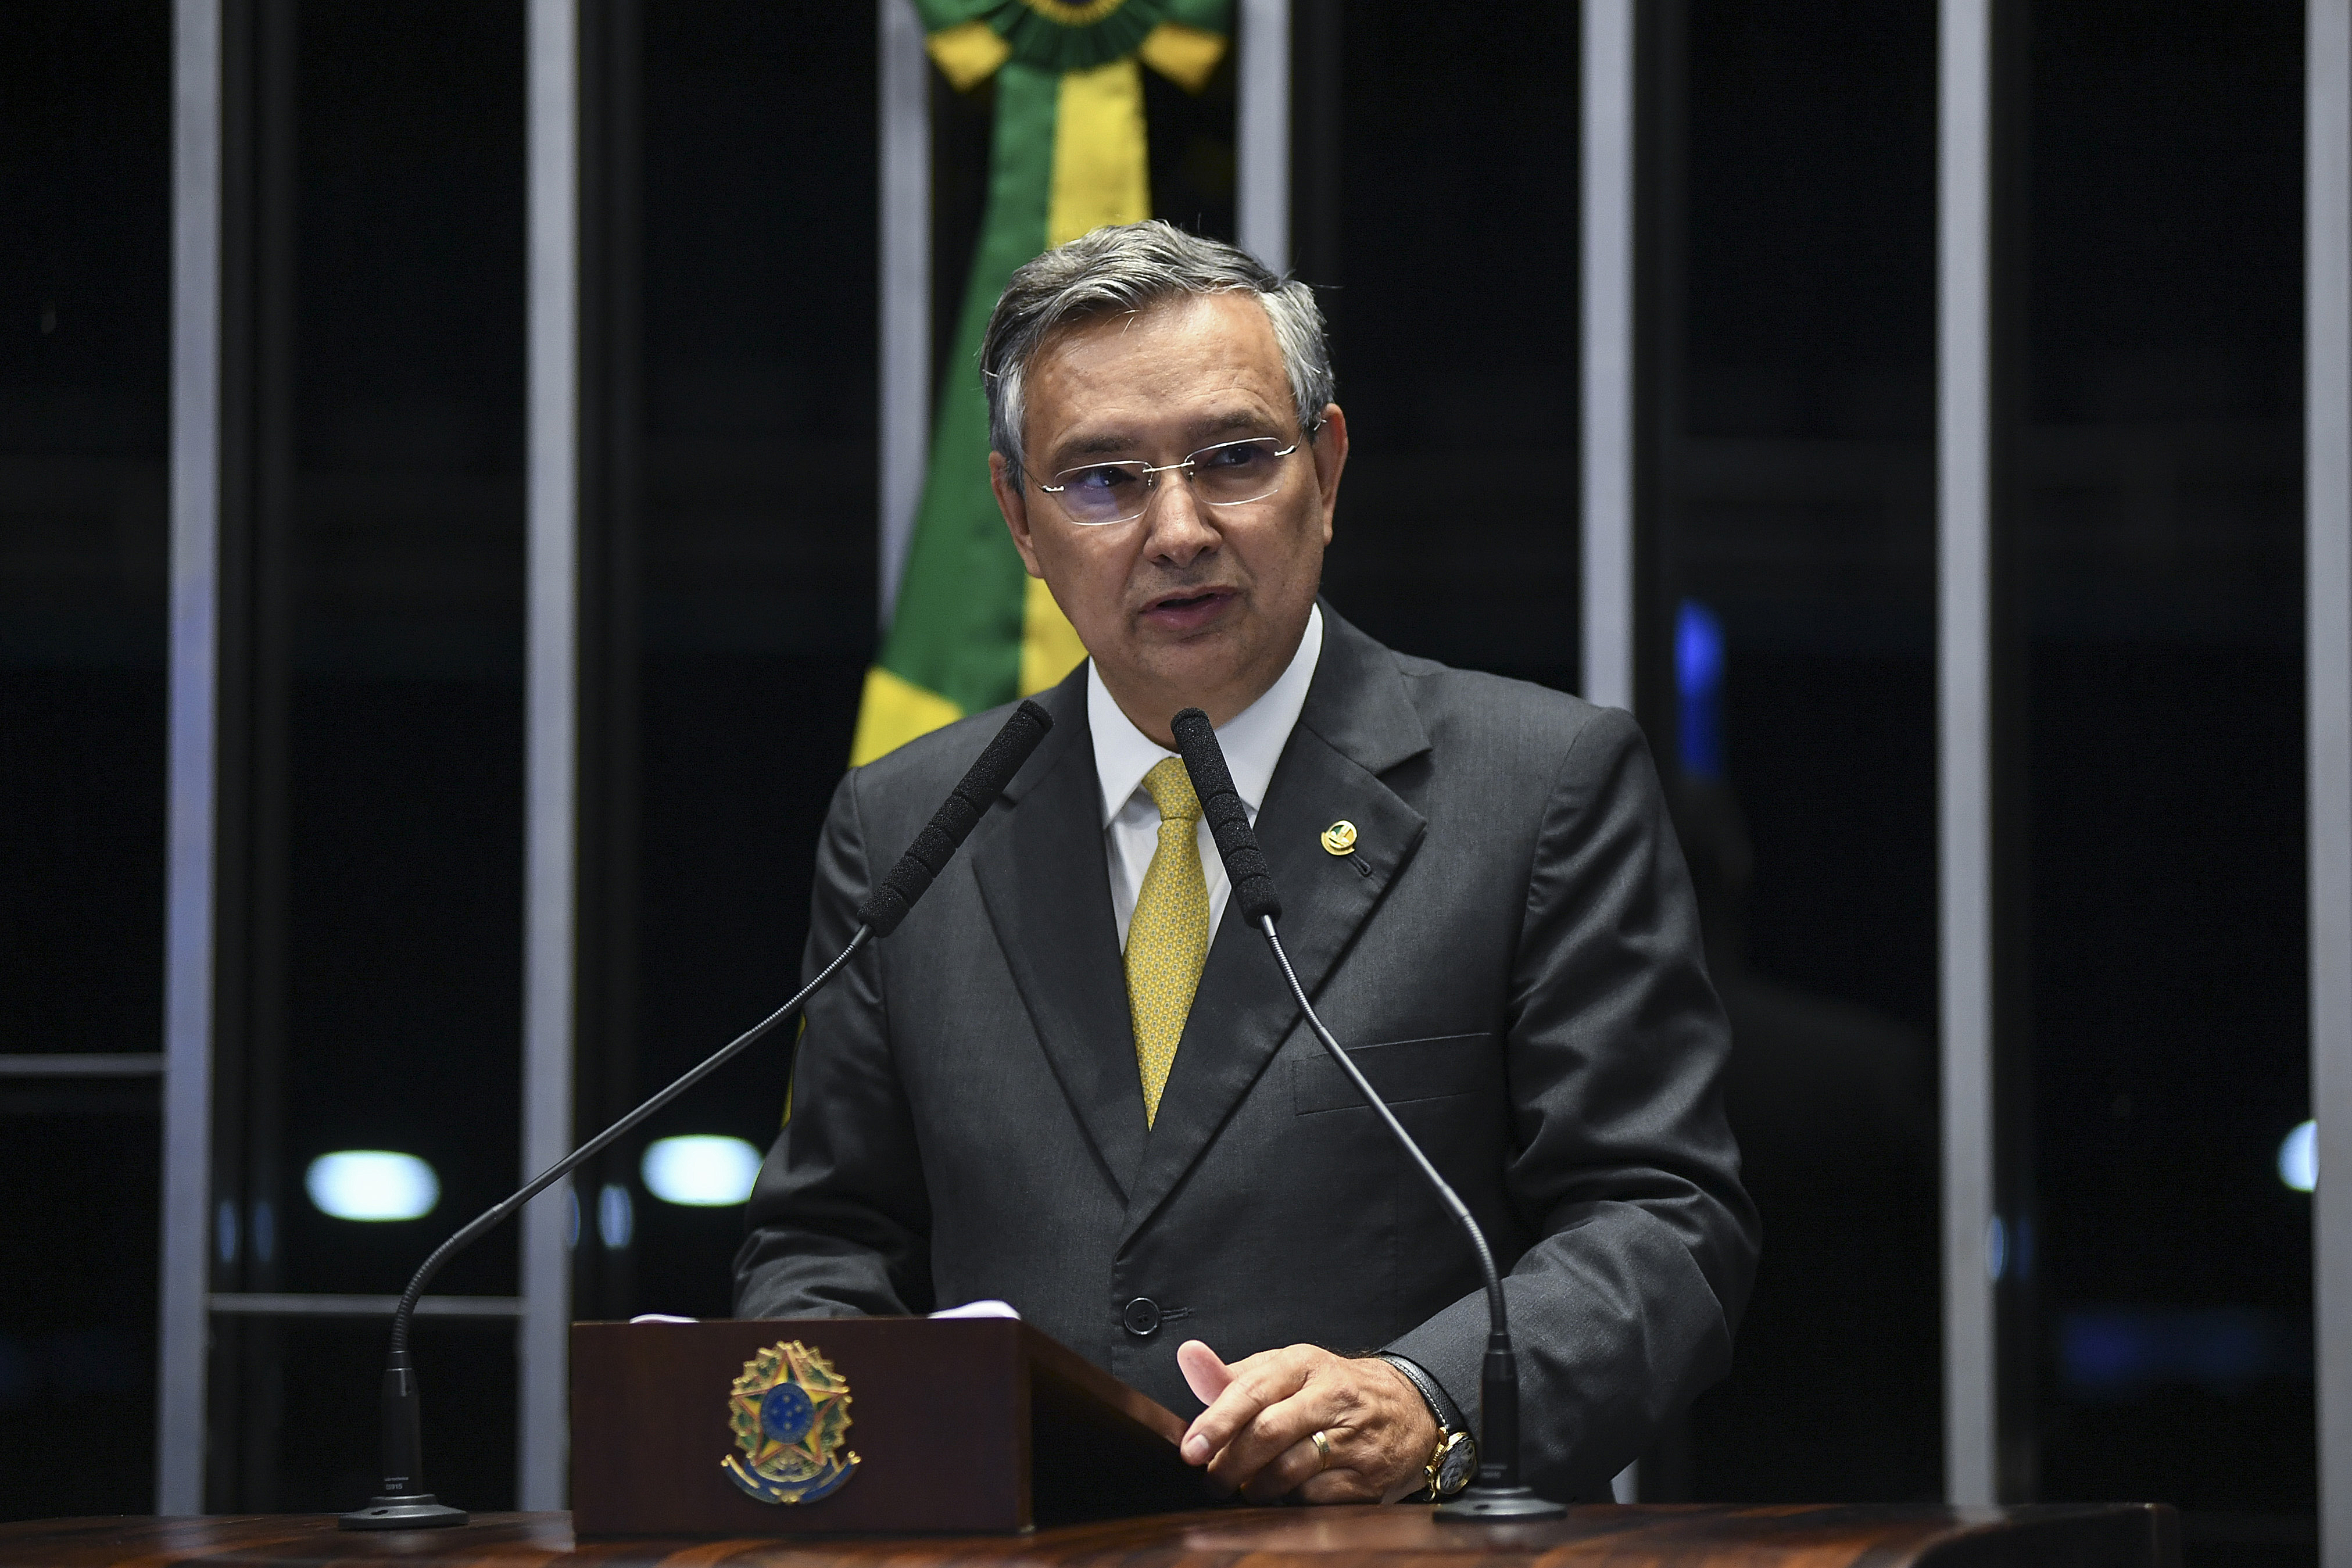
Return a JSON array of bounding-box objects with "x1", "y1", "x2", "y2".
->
[
  {"x1": 1937, "y1": 0, "x2": 1997, "y2": 1510},
  {"x1": 1583, "y1": 1, "x2": 1639, "y2": 1499},
  {"x1": 520, "y1": 0, "x2": 579, "y2": 1510},
  {"x1": 160, "y1": 0, "x2": 224, "y2": 1517},
  {"x1": 878, "y1": 0, "x2": 929, "y2": 628},
  {"x1": 1580, "y1": 0, "x2": 1634, "y2": 714},
  {"x1": 2309, "y1": 3, "x2": 2352, "y2": 1562},
  {"x1": 1237, "y1": 0, "x2": 1290, "y2": 275}
]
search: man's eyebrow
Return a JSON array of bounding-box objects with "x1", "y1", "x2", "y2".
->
[
  {"x1": 1191, "y1": 410, "x2": 1279, "y2": 438},
  {"x1": 1050, "y1": 410, "x2": 1283, "y2": 463}
]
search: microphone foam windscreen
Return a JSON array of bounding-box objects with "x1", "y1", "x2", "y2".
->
[
  {"x1": 1169, "y1": 707, "x2": 1283, "y2": 924},
  {"x1": 858, "y1": 699, "x2": 1054, "y2": 937}
]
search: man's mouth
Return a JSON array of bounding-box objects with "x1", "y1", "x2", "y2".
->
[{"x1": 1139, "y1": 586, "x2": 1237, "y2": 628}]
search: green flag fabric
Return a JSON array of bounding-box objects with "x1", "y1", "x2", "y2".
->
[{"x1": 851, "y1": 0, "x2": 1231, "y2": 766}]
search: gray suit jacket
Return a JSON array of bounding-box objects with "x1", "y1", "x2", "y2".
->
[{"x1": 735, "y1": 608, "x2": 1757, "y2": 1501}]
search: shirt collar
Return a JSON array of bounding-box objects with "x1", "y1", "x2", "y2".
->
[{"x1": 1087, "y1": 603, "x2": 1324, "y2": 827}]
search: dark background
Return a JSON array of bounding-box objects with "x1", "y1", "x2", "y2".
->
[
  {"x1": 2015, "y1": 6, "x2": 2308, "y2": 1555},
  {"x1": 1655, "y1": 0, "x2": 1943, "y2": 1505},
  {"x1": 3, "y1": 0, "x2": 171, "y2": 1523},
  {"x1": 198, "y1": 0, "x2": 531, "y2": 1510},
  {"x1": 0, "y1": 1, "x2": 2316, "y2": 1559}
]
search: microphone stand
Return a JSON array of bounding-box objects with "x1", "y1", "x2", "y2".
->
[
  {"x1": 341, "y1": 694, "x2": 1053, "y2": 1530},
  {"x1": 1256, "y1": 917, "x2": 1565, "y2": 1521},
  {"x1": 1167, "y1": 703, "x2": 1560, "y2": 1520},
  {"x1": 339, "y1": 929, "x2": 872, "y2": 1530}
]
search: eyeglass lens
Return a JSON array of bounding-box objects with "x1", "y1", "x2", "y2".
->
[{"x1": 1046, "y1": 437, "x2": 1293, "y2": 526}]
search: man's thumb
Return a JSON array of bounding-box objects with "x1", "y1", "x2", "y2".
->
[{"x1": 1176, "y1": 1339, "x2": 1232, "y2": 1406}]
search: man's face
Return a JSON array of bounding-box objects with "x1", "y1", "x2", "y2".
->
[{"x1": 991, "y1": 291, "x2": 1348, "y2": 743}]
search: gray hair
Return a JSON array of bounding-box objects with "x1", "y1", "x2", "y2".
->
[{"x1": 978, "y1": 220, "x2": 1334, "y2": 476}]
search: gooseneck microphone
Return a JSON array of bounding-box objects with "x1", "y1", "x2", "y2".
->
[
  {"x1": 1169, "y1": 707, "x2": 1564, "y2": 1521},
  {"x1": 341, "y1": 699, "x2": 1053, "y2": 1531}
]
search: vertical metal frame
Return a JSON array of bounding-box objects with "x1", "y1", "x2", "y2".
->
[
  {"x1": 1236, "y1": 0, "x2": 1290, "y2": 274},
  {"x1": 1583, "y1": 0, "x2": 1639, "y2": 1499},
  {"x1": 878, "y1": 0, "x2": 929, "y2": 628},
  {"x1": 1580, "y1": 0, "x2": 1635, "y2": 714},
  {"x1": 521, "y1": 0, "x2": 579, "y2": 1510},
  {"x1": 161, "y1": 0, "x2": 224, "y2": 1517},
  {"x1": 2310, "y1": 3, "x2": 2352, "y2": 1560},
  {"x1": 163, "y1": 0, "x2": 578, "y2": 1509},
  {"x1": 1938, "y1": 0, "x2": 1997, "y2": 1510}
]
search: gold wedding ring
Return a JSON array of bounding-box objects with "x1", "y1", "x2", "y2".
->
[{"x1": 1310, "y1": 1429, "x2": 1333, "y2": 1472}]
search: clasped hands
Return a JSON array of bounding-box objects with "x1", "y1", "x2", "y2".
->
[{"x1": 1174, "y1": 1339, "x2": 1438, "y2": 1503}]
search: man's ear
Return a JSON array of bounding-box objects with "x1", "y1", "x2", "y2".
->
[
  {"x1": 1310, "y1": 403, "x2": 1349, "y2": 546},
  {"x1": 990, "y1": 450, "x2": 1046, "y2": 578}
]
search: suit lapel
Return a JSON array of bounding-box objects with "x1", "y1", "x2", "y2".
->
[
  {"x1": 969, "y1": 671, "x2": 1151, "y2": 1201},
  {"x1": 1118, "y1": 610, "x2": 1433, "y2": 1244}
]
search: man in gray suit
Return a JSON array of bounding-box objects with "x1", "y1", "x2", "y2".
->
[{"x1": 735, "y1": 222, "x2": 1756, "y2": 1506}]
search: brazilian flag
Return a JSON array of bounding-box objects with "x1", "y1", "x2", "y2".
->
[{"x1": 851, "y1": 0, "x2": 1234, "y2": 766}]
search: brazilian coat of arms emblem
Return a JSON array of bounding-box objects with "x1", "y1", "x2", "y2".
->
[{"x1": 722, "y1": 1340, "x2": 860, "y2": 1505}]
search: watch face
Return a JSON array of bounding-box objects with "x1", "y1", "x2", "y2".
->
[{"x1": 1435, "y1": 1432, "x2": 1478, "y2": 1497}]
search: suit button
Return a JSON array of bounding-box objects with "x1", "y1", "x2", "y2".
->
[{"x1": 1121, "y1": 1297, "x2": 1162, "y2": 1337}]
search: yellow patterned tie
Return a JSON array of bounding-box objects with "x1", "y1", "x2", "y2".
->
[{"x1": 1126, "y1": 757, "x2": 1209, "y2": 1126}]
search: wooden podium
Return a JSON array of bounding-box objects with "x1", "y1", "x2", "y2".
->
[
  {"x1": 0, "y1": 1505, "x2": 2179, "y2": 1567},
  {"x1": 0, "y1": 1318, "x2": 2177, "y2": 1567},
  {"x1": 568, "y1": 1317, "x2": 1206, "y2": 1535},
  {"x1": 547, "y1": 1318, "x2": 2172, "y2": 1566}
]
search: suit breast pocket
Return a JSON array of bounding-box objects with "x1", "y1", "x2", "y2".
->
[{"x1": 1291, "y1": 1031, "x2": 1501, "y2": 1116}]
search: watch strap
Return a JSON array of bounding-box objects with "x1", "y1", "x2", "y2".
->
[{"x1": 1376, "y1": 1353, "x2": 1464, "y2": 1435}]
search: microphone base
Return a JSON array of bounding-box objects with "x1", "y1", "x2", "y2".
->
[
  {"x1": 339, "y1": 1494, "x2": 470, "y2": 1531},
  {"x1": 1434, "y1": 1483, "x2": 1567, "y2": 1522}
]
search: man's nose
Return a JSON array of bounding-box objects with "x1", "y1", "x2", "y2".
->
[{"x1": 1143, "y1": 472, "x2": 1220, "y2": 564}]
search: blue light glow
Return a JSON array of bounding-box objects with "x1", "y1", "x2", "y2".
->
[
  {"x1": 641, "y1": 1136, "x2": 762, "y2": 1207},
  {"x1": 1676, "y1": 600, "x2": 1724, "y2": 778},
  {"x1": 305, "y1": 1151, "x2": 440, "y2": 1222},
  {"x1": 2060, "y1": 1306, "x2": 2301, "y2": 1401},
  {"x1": 599, "y1": 1182, "x2": 636, "y2": 1247},
  {"x1": 2280, "y1": 1120, "x2": 2317, "y2": 1193}
]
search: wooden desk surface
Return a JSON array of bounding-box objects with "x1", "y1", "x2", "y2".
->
[{"x1": 0, "y1": 1505, "x2": 2176, "y2": 1568}]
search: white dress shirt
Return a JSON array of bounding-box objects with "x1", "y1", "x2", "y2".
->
[{"x1": 1090, "y1": 604, "x2": 1324, "y2": 949}]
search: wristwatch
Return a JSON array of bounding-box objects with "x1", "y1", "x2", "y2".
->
[{"x1": 1377, "y1": 1354, "x2": 1478, "y2": 1500}]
